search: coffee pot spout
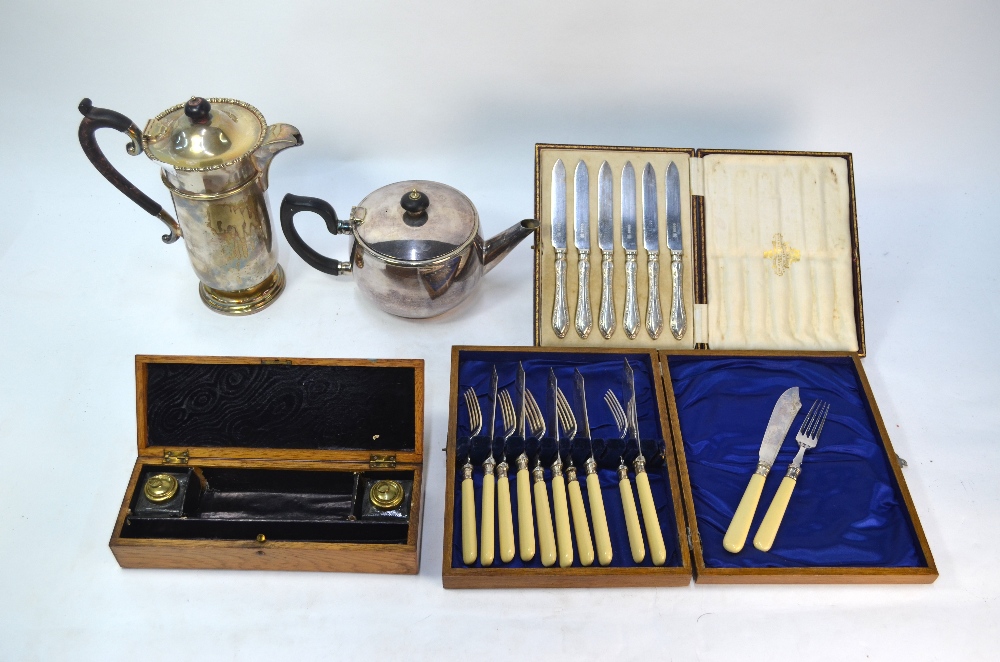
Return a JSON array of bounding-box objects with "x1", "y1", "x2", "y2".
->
[
  {"x1": 482, "y1": 218, "x2": 539, "y2": 275},
  {"x1": 253, "y1": 123, "x2": 303, "y2": 190}
]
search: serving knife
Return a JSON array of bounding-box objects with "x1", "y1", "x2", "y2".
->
[
  {"x1": 551, "y1": 159, "x2": 569, "y2": 338},
  {"x1": 621, "y1": 162, "x2": 640, "y2": 339},
  {"x1": 641, "y1": 163, "x2": 663, "y2": 339},
  {"x1": 515, "y1": 362, "x2": 536, "y2": 562},
  {"x1": 597, "y1": 161, "x2": 616, "y2": 339},
  {"x1": 573, "y1": 162, "x2": 592, "y2": 338},
  {"x1": 722, "y1": 387, "x2": 802, "y2": 553},
  {"x1": 624, "y1": 360, "x2": 666, "y2": 565},
  {"x1": 575, "y1": 369, "x2": 613, "y2": 566},
  {"x1": 665, "y1": 161, "x2": 686, "y2": 340}
]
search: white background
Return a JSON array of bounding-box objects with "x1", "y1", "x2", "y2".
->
[{"x1": 1, "y1": 1, "x2": 998, "y2": 659}]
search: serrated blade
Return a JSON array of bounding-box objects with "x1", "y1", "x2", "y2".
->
[
  {"x1": 551, "y1": 159, "x2": 567, "y2": 250},
  {"x1": 597, "y1": 161, "x2": 613, "y2": 251},
  {"x1": 641, "y1": 163, "x2": 658, "y2": 252},
  {"x1": 574, "y1": 161, "x2": 589, "y2": 250},
  {"x1": 665, "y1": 161, "x2": 682, "y2": 252},
  {"x1": 758, "y1": 387, "x2": 802, "y2": 466},
  {"x1": 573, "y1": 368, "x2": 591, "y2": 441},
  {"x1": 547, "y1": 369, "x2": 560, "y2": 444},
  {"x1": 621, "y1": 162, "x2": 637, "y2": 251},
  {"x1": 623, "y1": 360, "x2": 638, "y2": 441}
]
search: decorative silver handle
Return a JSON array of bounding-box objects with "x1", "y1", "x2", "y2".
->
[
  {"x1": 552, "y1": 248, "x2": 569, "y2": 338},
  {"x1": 599, "y1": 249, "x2": 615, "y2": 339},
  {"x1": 623, "y1": 250, "x2": 639, "y2": 339},
  {"x1": 575, "y1": 248, "x2": 592, "y2": 338},
  {"x1": 669, "y1": 250, "x2": 686, "y2": 340},
  {"x1": 646, "y1": 251, "x2": 663, "y2": 339}
]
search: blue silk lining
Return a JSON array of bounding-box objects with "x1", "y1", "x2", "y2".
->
[
  {"x1": 452, "y1": 350, "x2": 683, "y2": 569},
  {"x1": 666, "y1": 355, "x2": 926, "y2": 569}
]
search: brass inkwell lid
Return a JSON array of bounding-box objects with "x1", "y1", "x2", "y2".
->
[
  {"x1": 369, "y1": 479, "x2": 404, "y2": 510},
  {"x1": 143, "y1": 474, "x2": 180, "y2": 503}
]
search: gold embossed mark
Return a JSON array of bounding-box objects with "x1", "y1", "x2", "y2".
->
[{"x1": 763, "y1": 233, "x2": 800, "y2": 275}]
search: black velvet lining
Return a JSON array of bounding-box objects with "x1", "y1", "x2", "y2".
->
[
  {"x1": 122, "y1": 466, "x2": 413, "y2": 543},
  {"x1": 145, "y1": 362, "x2": 416, "y2": 451}
]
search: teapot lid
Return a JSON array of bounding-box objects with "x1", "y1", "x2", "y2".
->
[
  {"x1": 142, "y1": 97, "x2": 266, "y2": 171},
  {"x1": 354, "y1": 180, "x2": 479, "y2": 263}
]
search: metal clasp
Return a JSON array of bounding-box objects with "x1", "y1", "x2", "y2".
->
[
  {"x1": 369, "y1": 454, "x2": 396, "y2": 469},
  {"x1": 163, "y1": 450, "x2": 189, "y2": 465}
]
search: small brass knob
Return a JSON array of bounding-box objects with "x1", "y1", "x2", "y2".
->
[
  {"x1": 369, "y1": 479, "x2": 404, "y2": 510},
  {"x1": 143, "y1": 474, "x2": 179, "y2": 503}
]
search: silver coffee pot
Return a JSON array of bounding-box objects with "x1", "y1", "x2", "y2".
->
[{"x1": 78, "y1": 97, "x2": 301, "y2": 314}]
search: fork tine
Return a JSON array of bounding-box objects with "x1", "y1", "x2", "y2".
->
[
  {"x1": 604, "y1": 390, "x2": 626, "y2": 434},
  {"x1": 813, "y1": 401, "x2": 830, "y2": 439},
  {"x1": 464, "y1": 388, "x2": 482, "y2": 436},
  {"x1": 556, "y1": 387, "x2": 577, "y2": 439},
  {"x1": 798, "y1": 399, "x2": 820, "y2": 436},
  {"x1": 525, "y1": 389, "x2": 546, "y2": 438}
]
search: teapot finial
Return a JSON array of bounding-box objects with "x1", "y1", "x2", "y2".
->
[{"x1": 400, "y1": 189, "x2": 430, "y2": 216}]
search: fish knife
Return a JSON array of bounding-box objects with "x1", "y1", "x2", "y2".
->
[
  {"x1": 625, "y1": 359, "x2": 666, "y2": 565},
  {"x1": 551, "y1": 159, "x2": 569, "y2": 338},
  {"x1": 621, "y1": 162, "x2": 640, "y2": 339},
  {"x1": 665, "y1": 161, "x2": 686, "y2": 339},
  {"x1": 597, "y1": 161, "x2": 616, "y2": 339},
  {"x1": 574, "y1": 161, "x2": 592, "y2": 338},
  {"x1": 641, "y1": 163, "x2": 663, "y2": 339},
  {"x1": 722, "y1": 387, "x2": 802, "y2": 553},
  {"x1": 515, "y1": 362, "x2": 536, "y2": 561}
]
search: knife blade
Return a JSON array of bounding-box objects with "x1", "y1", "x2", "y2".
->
[
  {"x1": 623, "y1": 359, "x2": 638, "y2": 442},
  {"x1": 574, "y1": 368, "x2": 613, "y2": 565},
  {"x1": 621, "y1": 162, "x2": 640, "y2": 339},
  {"x1": 665, "y1": 161, "x2": 686, "y2": 340},
  {"x1": 597, "y1": 161, "x2": 615, "y2": 339},
  {"x1": 642, "y1": 163, "x2": 663, "y2": 339},
  {"x1": 573, "y1": 161, "x2": 592, "y2": 338},
  {"x1": 550, "y1": 159, "x2": 569, "y2": 338},
  {"x1": 489, "y1": 365, "x2": 498, "y2": 440},
  {"x1": 516, "y1": 362, "x2": 526, "y2": 439},
  {"x1": 723, "y1": 386, "x2": 802, "y2": 553},
  {"x1": 533, "y1": 369, "x2": 558, "y2": 567},
  {"x1": 617, "y1": 358, "x2": 645, "y2": 562},
  {"x1": 515, "y1": 361, "x2": 535, "y2": 561}
]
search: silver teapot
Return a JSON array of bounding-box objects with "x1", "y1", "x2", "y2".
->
[
  {"x1": 78, "y1": 97, "x2": 301, "y2": 314},
  {"x1": 280, "y1": 181, "x2": 538, "y2": 318}
]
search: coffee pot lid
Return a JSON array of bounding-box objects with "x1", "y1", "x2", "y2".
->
[
  {"x1": 354, "y1": 180, "x2": 479, "y2": 263},
  {"x1": 142, "y1": 97, "x2": 266, "y2": 171}
]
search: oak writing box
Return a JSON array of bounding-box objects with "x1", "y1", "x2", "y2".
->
[{"x1": 111, "y1": 355, "x2": 425, "y2": 573}]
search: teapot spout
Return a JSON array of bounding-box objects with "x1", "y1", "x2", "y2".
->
[
  {"x1": 253, "y1": 123, "x2": 303, "y2": 190},
  {"x1": 482, "y1": 218, "x2": 539, "y2": 275}
]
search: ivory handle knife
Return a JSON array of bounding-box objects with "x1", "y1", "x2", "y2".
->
[
  {"x1": 534, "y1": 465, "x2": 557, "y2": 567},
  {"x1": 461, "y1": 463, "x2": 477, "y2": 565},
  {"x1": 567, "y1": 469, "x2": 594, "y2": 566},
  {"x1": 552, "y1": 471, "x2": 574, "y2": 567},
  {"x1": 586, "y1": 462, "x2": 613, "y2": 566},
  {"x1": 516, "y1": 454, "x2": 535, "y2": 561},
  {"x1": 635, "y1": 467, "x2": 666, "y2": 566},
  {"x1": 480, "y1": 461, "x2": 495, "y2": 566},
  {"x1": 723, "y1": 472, "x2": 766, "y2": 553},
  {"x1": 618, "y1": 464, "x2": 645, "y2": 563},
  {"x1": 497, "y1": 462, "x2": 515, "y2": 563}
]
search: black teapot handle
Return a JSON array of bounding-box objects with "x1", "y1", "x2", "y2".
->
[
  {"x1": 280, "y1": 194, "x2": 352, "y2": 276},
  {"x1": 77, "y1": 99, "x2": 181, "y2": 243}
]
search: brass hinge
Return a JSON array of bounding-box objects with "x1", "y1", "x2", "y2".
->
[
  {"x1": 163, "y1": 450, "x2": 189, "y2": 464},
  {"x1": 261, "y1": 359, "x2": 292, "y2": 365},
  {"x1": 369, "y1": 454, "x2": 396, "y2": 469}
]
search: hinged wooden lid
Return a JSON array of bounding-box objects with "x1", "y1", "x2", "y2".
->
[{"x1": 135, "y1": 355, "x2": 424, "y2": 464}]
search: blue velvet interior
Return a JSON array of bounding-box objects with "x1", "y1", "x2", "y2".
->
[
  {"x1": 452, "y1": 350, "x2": 683, "y2": 569},
  {"x1": 666, "y1": 355, "x2": 926, "y2": 569}
]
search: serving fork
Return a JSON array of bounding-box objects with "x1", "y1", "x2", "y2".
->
[{"x1": 753, "y1": 400, "x2": 831, "y2": 552}]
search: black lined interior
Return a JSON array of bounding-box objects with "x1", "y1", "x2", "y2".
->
[
  {"x1": 122, "y1": 465, "x2": 413, "y2": 543},
  {"x1": 145, "y1": 362, "x2": 416, "y2": 451}
]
